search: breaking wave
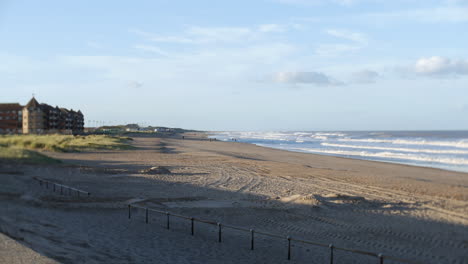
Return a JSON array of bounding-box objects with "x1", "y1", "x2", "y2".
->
[
  {"x1": 210, "y1": 131, "x2": 468, "y2": 172},
  {"x1": 291, "y1": 148, "x2": 468, "y2": 166},
  {"x1": 337, "y1": 138, "x2": 468, "y2": 149},
  {"x1": 321, "y1": 143, "x2": 468, "y2": 155}
]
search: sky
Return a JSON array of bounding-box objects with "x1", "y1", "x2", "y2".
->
[{"x1": 1, "y1": 0, "x2": 468, "y2": 131}]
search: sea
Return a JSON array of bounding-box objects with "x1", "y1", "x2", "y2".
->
[{"x1": 210, "y1": 131, "x2": 468, "y2": 173}]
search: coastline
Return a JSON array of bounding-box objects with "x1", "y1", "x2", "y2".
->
[
  {"x1": 1, "y1": 134, "x2": 467, "y2": 263},
  {"x1": 205, "y1": 130, "x2": 468, "y2": 173},
  {"x1": 198, "y1": 132, "x2": 468, "y2": 201}
]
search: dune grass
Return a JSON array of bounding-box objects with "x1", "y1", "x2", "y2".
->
[
  {"x1": 0, "y1": 134, "x2": 135, "y2": 153},
  {"x1": 0, "y1": 146, "x2": 61, "y2": 164}
]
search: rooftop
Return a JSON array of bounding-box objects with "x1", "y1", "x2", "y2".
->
[{"x1": 0, "y1": 103, "x2": 22, "y2": 111}]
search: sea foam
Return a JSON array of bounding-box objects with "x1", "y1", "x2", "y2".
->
[{"x1": 210, "y1": 131, "x2": 468, "y2": 172}]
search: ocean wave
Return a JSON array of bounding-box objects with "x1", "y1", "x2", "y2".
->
[
  {"x1": 311, "y1": 135, "x2": 328, "y2": 140},
  {"x1": 315, "y1": 132, "x2": 347, "y2": 137},
  {"x1": 293, "y1": 132, "x2": 313, "y2": 136},
  {"x1": 337, "y1": 138, "x2": 468, "y2": 149},
  {"x1": 221, "y1": 132, "x2": 291, "y2": 141},
  {"x1": 291, "y1": 148, "x2": 468, "y2": 165},
  {"x1": 321, "y1": 143, "x2": 468, "y2": 155},
  {"x1": 214, "y1": 131, "x2": 346, "y2": 142}
]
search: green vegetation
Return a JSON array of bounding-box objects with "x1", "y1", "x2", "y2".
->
[
  {"x1": 0, "y1": 146, "x2": 61, "y2": 164},
  {"x1": 0, "y1": 134, "x2": 134, "y2": 153}
]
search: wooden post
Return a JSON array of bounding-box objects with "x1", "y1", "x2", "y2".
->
[
  {"x1": 250, "y1": 229, "x2": 254, "y2": 250},
  {"x1": 166, "y1": 212, "x2": 170, "y2": 229},
  {"x1": 191, "y1": 218, "x2": 194, "y2": 236}
]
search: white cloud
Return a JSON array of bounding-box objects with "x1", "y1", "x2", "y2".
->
[
  {"x1": 186, "y1": 26, "x2": 254, "y2": 43},
  {"x1": 274, "y1": 0, "x2": 320, "y2": 5},
  {"x1": 134, "y1": 45, "x2": 169, "y2": 56},
  {"x1": 351, "y1": 70, "x2": 379, "y2": 83},
  {"x1": 131, "y1": 23, "x2": 302, "y2": 45},
  {"x1": 315, "y1": 29, "x2": 368, "y2": 57},
  {"x1": 131, "y1": 26, "x2": 255, "y2": 44},
  {"x1": 273, "y1": 71, "x2": 341, "y2": 85},
  {"x1": 315, "y1": 43, "x2": 360, "y2": 57},
  {"x1": 58, "y1": 41, "x2": 298, "y2": 86},
  {"x1": 127, "y1": 81, "x2": 143, "y2": 89},
  {"x1": 414, "y1": 56, "x2": 468, "y2": 75},
  {"x1": 326, "y1": 29, "x2": 368, "y2": 44},
  {"x1": 274, "y1": 0, "x2": 365, "y2": 6},
  {"x1": 130, "y1": 29, "x2": 194, "y2": 44},
  {"x1": 366, "y1": 7, "x2": 468, "y2": 23},
  {"x1": 258, "y1": 24, "x2": 287, "y2": 33},
  {"x1": 147, "y1": 36, "x2": 195, "y2": 44}
]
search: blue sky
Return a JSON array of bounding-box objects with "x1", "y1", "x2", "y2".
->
[{"x1": 1, "y1": 0, "x2": 468, "y2": 131}]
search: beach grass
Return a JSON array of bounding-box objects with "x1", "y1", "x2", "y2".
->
[
  {"x1": 0, "y1": 146, "x2": 61, "y2": 164},
  {"x1": 0, "y1": 134, "x2": 135, "y2": 153}
]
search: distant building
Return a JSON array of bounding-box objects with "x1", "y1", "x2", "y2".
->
[
  {"x1": 22, "y1": 97, "x2": 84, "y2": 134},
  {"x1": 125, "y1": 123, "x2": 140, "y2": 132},
  {"x1": 0, "y1": 97, "x2": 84, "y2": 134},
  {"x1": 0, "y1": 103, "x2": 23, "y2": 134},
  {"x1": 154, "y1": 127, "x2": 173, "y2": 132}
]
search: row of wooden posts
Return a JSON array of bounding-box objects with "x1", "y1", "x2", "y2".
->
[
  {"x1": 34, "y1": 177, "x2": 90, "y2": 197},
  {"x1": 128, "y1": 204, "x2": 421, "y2": 264},
  {"x1": 31, "y1": 177, "x2": 419, "y2": 264}
]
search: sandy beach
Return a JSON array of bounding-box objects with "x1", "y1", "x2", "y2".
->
[{"x1": 1, "y1": 133, "x2": 467, "y2": 264}]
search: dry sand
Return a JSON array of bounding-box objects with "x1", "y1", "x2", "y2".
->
[{"x1": 0, "y1": 133, "x2": 467, "y2": 263}]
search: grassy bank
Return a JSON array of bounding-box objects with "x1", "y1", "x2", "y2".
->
[
  {"x1": 0, "y1": 135, "x2": 134, "y2": 164},
  {"x1": 0, "y1": 146, "x2": 61, "y2": 164},
  {"x1": 0, "y1": 134, "x2": 134, "y2": 152}
]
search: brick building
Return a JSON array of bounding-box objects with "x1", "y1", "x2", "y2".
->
[
  {"x1": 0, "y1": 103, "x2": 23, "y2": 134},
  {"x1": 0, "y1": 97, "x2": 84, "y2": 134},
  {"x1": 22, "y1": 97, "x2": 84, "y2": 134}
]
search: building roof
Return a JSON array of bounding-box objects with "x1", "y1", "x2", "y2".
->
[
  {"x1": 40, "y1": 103, "x2": 54, "y2": 110},
  {"x1": 17, "y1": 97, "x2": 84, "y2": 118},
  {"x1": 0, "y1": 103, "x2": 22, "y2": 111},
  {"x1": 25, "y1": 97, "x2": 40, "y2": 108}
]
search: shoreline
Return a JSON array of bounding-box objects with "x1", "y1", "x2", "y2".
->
[
  {"x1": 197, "y1": 132, "x2": 468, "y2": 201},
  {"x1": 205, "y1": 131, "x2": 468, "y2": 174},
  {"x1": 251, "y1": 141, "x2": 468, "y2": 174}
]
